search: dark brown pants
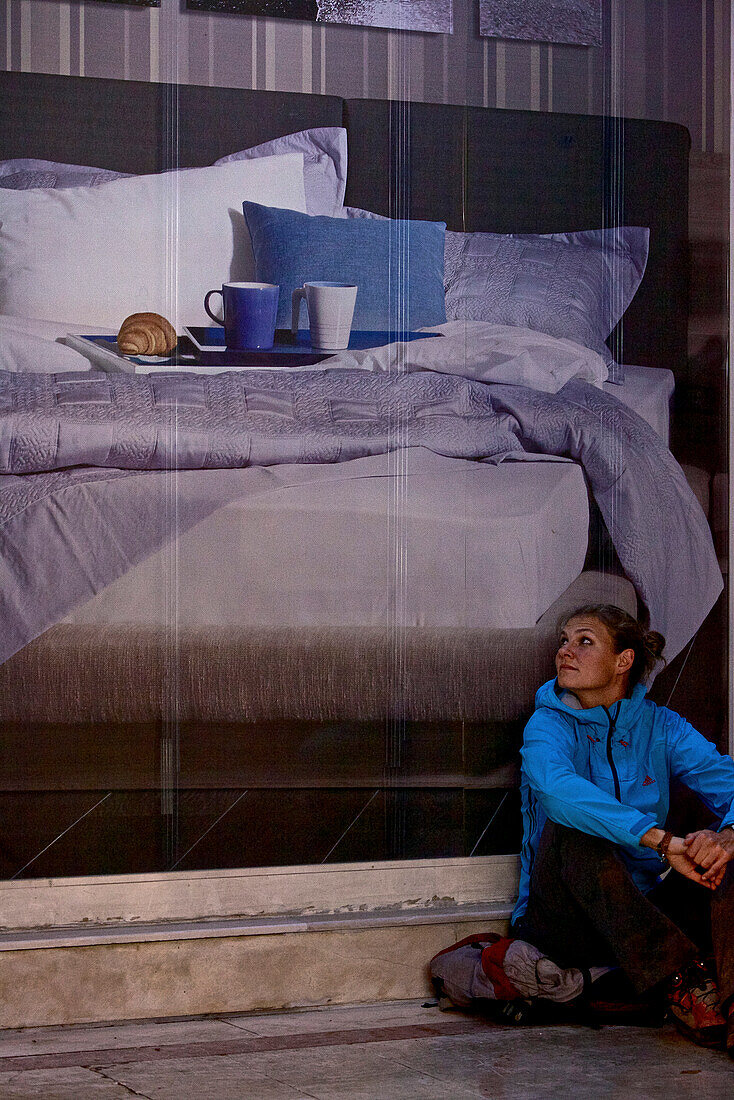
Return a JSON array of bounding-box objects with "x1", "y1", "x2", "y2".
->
[{"x1": 513, "y1": 822, "x2": 734, "y2": 1000}]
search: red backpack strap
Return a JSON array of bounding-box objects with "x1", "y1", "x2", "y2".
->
[
  {"x1": 481, "y1": 937, "x2": 523, "y2": 1001},
  {"x1": 429, "y1": 931, "x2": 501, "y2": 965}
]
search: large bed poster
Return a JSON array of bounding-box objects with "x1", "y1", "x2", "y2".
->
[
  {"x1": 0, "y1": 0, "x2": 729, "y2": 967},
  {"x1": 479, "y1": 0, "x2": 601, "y2": 47},
  {"x1": 185, "y1": 1, "x2": 453, "y2": 34}
]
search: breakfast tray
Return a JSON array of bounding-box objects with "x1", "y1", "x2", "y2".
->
[{"x1": 66, "y1": 329, "x2": 440, "y2": 374}]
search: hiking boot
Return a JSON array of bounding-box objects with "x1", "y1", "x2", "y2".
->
[{"x1": 667, "y1": 961, "x2": 726, "y2": 1048}]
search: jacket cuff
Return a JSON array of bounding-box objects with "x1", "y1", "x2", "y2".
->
[{"x1": 631, "y1": 813, "x2": 657, "y2": 845}]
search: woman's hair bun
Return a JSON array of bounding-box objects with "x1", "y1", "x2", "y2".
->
[{"x1": 644, "y1": 630, "x2": 666, "y2": 662}]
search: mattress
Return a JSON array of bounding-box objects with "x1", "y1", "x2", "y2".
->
[
  {"x1": 5, "y1": 570, "x2": 638, "y2": 731},
  {"x1": 63, "y1": 449, "x2": 589, "y2": 631},
  {"x1": 603, "y1": 364, "x2": 674, "y2": 445}
]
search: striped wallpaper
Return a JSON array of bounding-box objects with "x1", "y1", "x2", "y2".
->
[{"x1": 0, "y1": 0, "x2": 730, "y2": 154}]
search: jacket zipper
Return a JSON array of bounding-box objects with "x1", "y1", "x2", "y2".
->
[{"x1": 604, "y1": 700, "x2": 622, "y2": 801}]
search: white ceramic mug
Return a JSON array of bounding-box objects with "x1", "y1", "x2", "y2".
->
[{"x1": 291, "y1": 281, "x2": 358, "y2": 351}]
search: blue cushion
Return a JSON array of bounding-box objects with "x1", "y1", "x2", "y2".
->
[{"x1": 243, "y1": 201, "x2": 447, "y2": 332}]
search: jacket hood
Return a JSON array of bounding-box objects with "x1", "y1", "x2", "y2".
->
[{"x1": 534, "y1": 678, "x2": 649, "y2": 730}]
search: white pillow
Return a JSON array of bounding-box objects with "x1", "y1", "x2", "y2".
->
[{"x1": 0, "y1": 153, "x2": 307, "y2": 330}]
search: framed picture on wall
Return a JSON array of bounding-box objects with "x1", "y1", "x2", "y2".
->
[
  {"x1": 185, "y1": 1, "x2": 453, "y2": 34},
  {"x1": 479, "y1": 0, "x2": 601, "y2": 47}
]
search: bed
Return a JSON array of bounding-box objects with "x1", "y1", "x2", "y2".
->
[{"x1": 0, "y1": 71, "x2": 722, "y2": 877}]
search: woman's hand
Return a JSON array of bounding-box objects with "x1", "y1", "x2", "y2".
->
[
  {"x1": 683, "y1": 827, "x2": 734, "y2": 886},
  {"x1": 640, "y1": 827, "x2": 723, "y2": 889},
  {"x1": 665, "y1": 835, "x2": 722, "y2": 889}
]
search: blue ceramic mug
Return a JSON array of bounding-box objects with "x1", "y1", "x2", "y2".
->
[{"x1": 204, "y1": 281, "x2": 280, "y2": 350}]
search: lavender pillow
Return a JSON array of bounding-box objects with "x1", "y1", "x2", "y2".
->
[
  {"x1": 0, "y1": 170, "x2": 58, "y2": 190},
  {"x1": 444, "y1": 227, "x2": 650, "y2": 384},
  {"x1": 216, "y1": 128, "x2": 347, "y2": 217},
  {"x1": 0, "y1": 158, "x2": 131, "y2": 189},
  {"x1": 345, "y1": 206, "x2": 386, "y2": 221},
  {"x1": 346, "y1": 209, "x2": 648, "y2": 384}
]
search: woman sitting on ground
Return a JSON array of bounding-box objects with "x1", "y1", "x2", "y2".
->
[{"x1": 511, "y1": 604, "x2": 734, "y2": 1051}]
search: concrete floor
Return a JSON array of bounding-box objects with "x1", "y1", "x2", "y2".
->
[{"x1": 0, "y1": 999, "x2": 732, "y2": 1099}]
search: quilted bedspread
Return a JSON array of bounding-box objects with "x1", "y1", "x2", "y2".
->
[{"x1": 0, "y1": 364, "x2": 722, "y2": 664}]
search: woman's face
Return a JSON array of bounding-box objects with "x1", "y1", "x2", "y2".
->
[{"x1": 556, "y1": 616, "x2": 634, "y2": 705}]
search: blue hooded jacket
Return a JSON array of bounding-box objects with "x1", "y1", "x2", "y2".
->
[{"x1": 512, "y1": 678, "x2": 734, "y2": 924}]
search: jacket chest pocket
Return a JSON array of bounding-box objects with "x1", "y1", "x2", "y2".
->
[{"x1": 586, "y1": 741, "x2": 615, "y2": 793}]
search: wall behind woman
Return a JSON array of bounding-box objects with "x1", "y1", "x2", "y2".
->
[{"x1": 0, "y1": 0, "x2": 729, "y2": 155}]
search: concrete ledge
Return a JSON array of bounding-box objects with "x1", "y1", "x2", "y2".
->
[
  {"x1": 0, "y1": 910, "x2": 512, "y2": 1029},
  {"x1": 0, "y1": 859, "x2": 518, "y2": 1026},
  {"x1": 0, "y1": 900, "x2": 514, "y2": 952},
  {"x1": 0, "y1": 855, "x2": 520, "y2": 931}
]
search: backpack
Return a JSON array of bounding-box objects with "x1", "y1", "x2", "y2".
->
[{"x1": 428, "y1": 932, "x2": 664, "y2": 1027}]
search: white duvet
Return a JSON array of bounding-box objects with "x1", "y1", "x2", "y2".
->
[{"x1": 0, "y1": 315, "x2": 108, "y2": 373}]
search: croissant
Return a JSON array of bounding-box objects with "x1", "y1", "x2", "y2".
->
[{"x1": 117, "y1": 312, "x2": 177, "y2": 356}]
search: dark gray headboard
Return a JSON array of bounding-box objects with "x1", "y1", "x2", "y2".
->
[
  {"x1": 0, "y1": 70, "x2": 690, "y2": 374},
  {"x1": 344, "y1": 98, "x2": 690, "y2": 374},
  {"x1": 0, "y1": 71, "x2": 344, "y2": 172}
]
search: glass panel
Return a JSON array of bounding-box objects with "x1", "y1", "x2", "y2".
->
[
  {"x1": 1, "y1": 788, "x2": 522, "y2": 879},
  {"x1": 0, "y1": 7, "x2": 729, "y2": 889}
]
